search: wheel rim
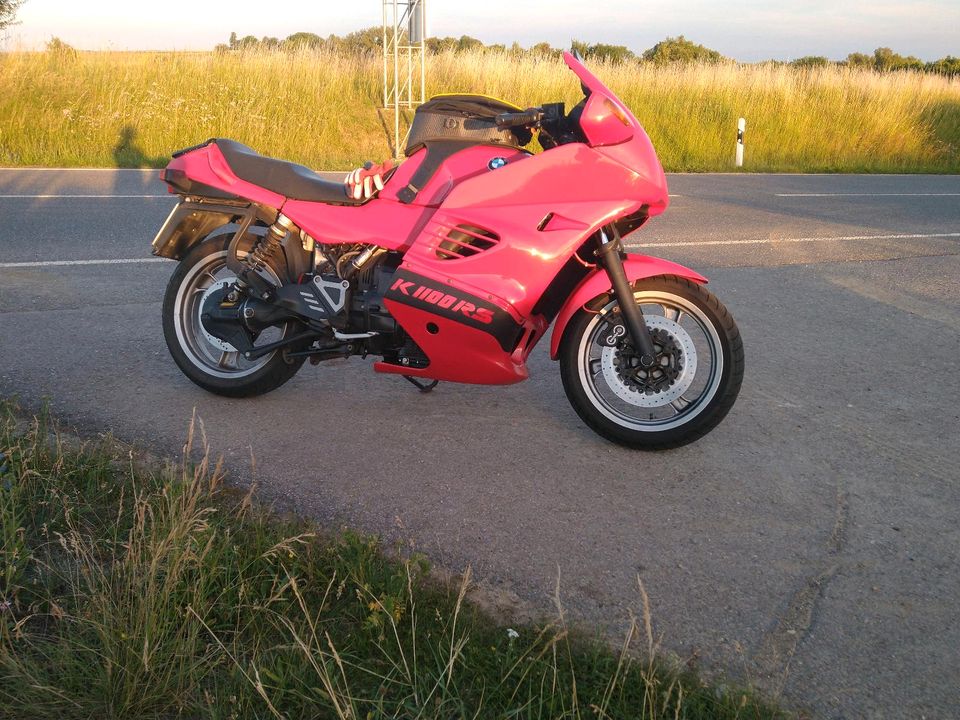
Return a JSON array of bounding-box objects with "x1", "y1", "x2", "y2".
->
[
  {"x1": 173, "y1": 250, "x2": 287, "y2": 379},
  {"x1": 576, "y1": 290, "x2": 725, "y2": 432}
]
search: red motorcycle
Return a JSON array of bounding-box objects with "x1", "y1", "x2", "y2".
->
[{"x1": 152, "y1": 52, "x2": 744, "y2": 449}]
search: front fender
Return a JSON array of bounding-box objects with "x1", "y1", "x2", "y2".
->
[{"x1": 549, "y1": 254, "x2": 707, "y2": 359}]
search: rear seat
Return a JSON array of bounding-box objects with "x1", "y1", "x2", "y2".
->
[{"x1": 214, "y1": 139, "x2": 366, "y2": 206}]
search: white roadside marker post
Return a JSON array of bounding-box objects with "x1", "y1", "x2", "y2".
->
[{"x1": 736, "y1": 117, "x2": 746, "y2": 168}]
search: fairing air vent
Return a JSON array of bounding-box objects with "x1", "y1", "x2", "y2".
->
[{"x1": 435, "y1": 223, "x2": 500, "y2": 260}]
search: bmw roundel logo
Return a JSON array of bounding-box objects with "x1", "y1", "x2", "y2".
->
[{"x1": 488, "y1": 157, "x2": 508, "y2": 170}]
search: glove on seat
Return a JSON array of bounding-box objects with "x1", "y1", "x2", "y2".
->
[{"x1": 344, "y1": 160, "x2": 395, "y2": 201}]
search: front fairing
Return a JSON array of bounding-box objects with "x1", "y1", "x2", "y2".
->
[
  {"x1": 372, "y1": 55, "x2": 673, "y2": 385},
  {"x1": 562, "y1": 52, "x2": 669, "y2": 217}
]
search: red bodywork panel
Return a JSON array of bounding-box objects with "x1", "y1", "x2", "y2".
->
[
  {"x1": 387, "y1": 135, "x2": 676, "y2": 383},
  {"x1": 378, "y1": 145, "x2": 530, "y2": 207},
  {"x1": 282, "y1": 197, "x2": 431, "y2": 251},
  {"x1": 401, "y1": 143, "x2": 658, "y2": 318},
  {"x1": 378, "y1": 299, "x2": 531, "y2": 384},
  {"x1": 162, "y1": 53, "x2": 699, "y2": 385},
  {"x1": 282, "y1": 145, "x2": 530, "y2": 251},
  {"x1": 166, "y1": 143, "x2": 287, "y2": 208}
]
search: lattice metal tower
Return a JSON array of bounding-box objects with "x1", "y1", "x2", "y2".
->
[{"x1": 382, "y1": 0, "x2": 426, "y2": 158}]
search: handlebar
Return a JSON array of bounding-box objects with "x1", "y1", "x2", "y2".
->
[{"x1": 495, "y1": 108, "x2": 543, "y2": 129}]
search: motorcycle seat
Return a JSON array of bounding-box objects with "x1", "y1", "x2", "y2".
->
[{"x1": 214, "y1": 139, "x2": 365, "y2": 206}]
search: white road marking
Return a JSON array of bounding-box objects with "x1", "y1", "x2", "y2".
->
[
  {"x1": 775, "y1": 193, "x2": 960, "y2": 197},
  {"x1": 0, "y1": 258, "x2": 168, "y2": 269},
  {"x1": 628, "y1": 231, "x2": 960, "y2": 249},
  {"x1": 2, "y1": 233, "x2": 957, "y2": 269},
  {"x1": 0, "y1": 194, "x2": 168, "y2": 198}
]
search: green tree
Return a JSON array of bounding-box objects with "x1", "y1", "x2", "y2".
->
[
  {"x1": 283, "y1": 31, "x2": 322, "y2": 50},
  {"x1": 642, "y1": 36, "x2": 725, "y2": 64},
  {"x1": 899, "y1": 55, "x2": 924, "y2": 71},
  {"x1": 873, "y1": 47, "x2": 897, "y2": 70},
  {"x1": 570, "y1": 39, "x2": 635, "y2": 64},
  {"x1": 873, "y1": 47, "x2": 923, "y2": 72},
  {"x1": 530, "y1": 41, "x2": 558, "y2": 59},
  {"x1": 335, "y1": 27, "x2": 382, "y2": 55},
  {"x1": 0, "y1": 0, "x2": 23, "y2": 31},
  {"x1": 845, "y1": 52, "x2": 872, "y2": 68},
  {"x1": 926, "y1": 56, "x2": 960, "y2": 76},
  {"x1": 234, "y1": 34, "x2": 259, "y2": 51},
  {"x1": 791, "y1": 55, "x2": 831, "y2": 68},
  {"x1": 456, "y1": 35, "x2": 483, "y2": 52},
  {"x1": 425, "y1": 36, "x2": 455, "y2": 52},
  {"x1": 45, "y1": 36, "x2": 76, "y2": 57},
  {"x1": 589, "y1": 43, "x2": 634, "y2": 63}
]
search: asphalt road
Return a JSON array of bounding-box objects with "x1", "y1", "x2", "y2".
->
[{"x1": 2, "y1": 169, "x2": 959, "y2": 718}]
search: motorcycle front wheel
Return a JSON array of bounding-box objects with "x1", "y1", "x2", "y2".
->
[
  {"x1": 559, "y1": 275, "x2": 744, "y2": 450},
  {"x1": 162, "y1": 236, "x2": 305, "y2": 398}
]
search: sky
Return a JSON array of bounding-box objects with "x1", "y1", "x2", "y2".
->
[{"x1": 5, "y1": 0, "x2": 958, "y2": 62}]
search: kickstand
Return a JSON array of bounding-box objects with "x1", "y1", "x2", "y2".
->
[{"x1": 403, "y1": 376, "x2": 439, "y2": 393}]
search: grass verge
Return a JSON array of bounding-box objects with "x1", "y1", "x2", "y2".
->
[
  {"x1": 0, "y1": 48, "x2": 958, "y2": 173},
  {"x1": 0, "y1": 401, "x2": 787, "y2": 718}
]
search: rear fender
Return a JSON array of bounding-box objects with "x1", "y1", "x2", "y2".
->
[
  {"x1": 151, "y1": 200, "x2": 255, "y2": 260},
  {"x1": 548, "y1": 254, "x2": 707, "y2": 359}
]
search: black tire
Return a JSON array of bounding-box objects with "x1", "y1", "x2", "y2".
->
[
  {"x1": 161, "y1": 236, "x2": 305, "y2": 398},
  {"x1": 559, "y1": 275, "x2": 744, "y2": 450}
]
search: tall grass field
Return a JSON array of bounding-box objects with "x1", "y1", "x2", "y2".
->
[{"x1": 1, "y1": 48, "x2": 958, "y2": 172}]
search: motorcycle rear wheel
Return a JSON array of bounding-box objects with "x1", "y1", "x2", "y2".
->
[
  {"x1": 559, "y1": 275, "x2": 744, "y2": 450},
  {"x1": 162, "y1": 236, "x2": 305, "y2": 398}
]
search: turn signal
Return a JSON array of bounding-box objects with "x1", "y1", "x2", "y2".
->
[{"x1": 604, "y1": 98, "x2": 630, "y2": 127}]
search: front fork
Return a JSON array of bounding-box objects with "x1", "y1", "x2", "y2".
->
[{"x1": 596, "y1": 225, "x2": 658, "y2": 366}]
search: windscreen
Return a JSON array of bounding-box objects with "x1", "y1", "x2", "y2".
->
[
  {"x1": 562, "y1": 52, "x2": 641, "y2": 131},
  {"x1": 561, "y1": 51, "x2": 669, "y2": 215}
]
